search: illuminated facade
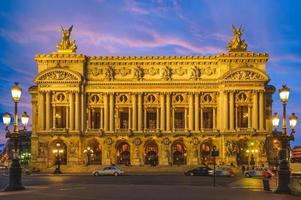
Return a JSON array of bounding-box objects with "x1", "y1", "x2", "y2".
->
[{"x1": 29, "y1": 26, "x2": 275, "y2": 169}]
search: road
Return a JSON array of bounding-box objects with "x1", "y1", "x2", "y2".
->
[{"x1": 0, "y1": 172, "x2": 299, "y2": 200}]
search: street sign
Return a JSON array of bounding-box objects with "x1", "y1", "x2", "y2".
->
[{"x1": 211, "y1": 150, "x2": 219, "y2": 157}]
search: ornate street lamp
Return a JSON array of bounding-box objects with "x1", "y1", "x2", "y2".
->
[
  {"x1": 2, "y1": 82, "x2": 29, "y2": 191},
  {"x1": 53, "y1": 142, "x2": 64, "y2": 174},
  {"x1": 272, "y1": 85, "x2": 298, "y2": 194}
]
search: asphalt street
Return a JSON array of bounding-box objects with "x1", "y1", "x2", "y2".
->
[{"x1": 0, "y1": 171, "x2": 299, "y2": 200}]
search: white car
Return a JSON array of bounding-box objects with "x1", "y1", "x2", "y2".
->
[
  {"x1": 244, "y1": 167, "x2": 273, "y2": 178},
  {"x1": 215, "y1": 166, "x2": 235, "y2": 177},
  {"x1": 92, "y1": 166, "x2": 124, "y2": 176}
]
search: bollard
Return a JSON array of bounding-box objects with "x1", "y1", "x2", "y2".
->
[{"x1": 263, "y1": 177, "x2": 271, "y2": 191}]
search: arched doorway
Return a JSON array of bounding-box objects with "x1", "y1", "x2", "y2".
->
[
  {"x1": 49, "y1": 140, "x2": 67, "y2": 166},
  {"x1": 144, "y1": 140, "x2": 158, "y2": 166},
  {"x1": 236, "y1": 139, "x2": 248, "y2": 166},
  {"x1": 200, "y1": 141, "x2": 213, "y2": 165},
  {"x1": 116, "y1": 141, "x2": 130, "y2": 165},
  {"x1": 172, "y1": 140, "x2": 186, "y2": 165},
  {"x1": 85, "y1": 139, "x2": 102, "y2": 165}
]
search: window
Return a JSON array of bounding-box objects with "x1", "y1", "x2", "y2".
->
[
  {"x1": 146, "y1": 111, "x2": 157, "y2": 129},
  {"x1": 237, "y1": 106, "x2": 248, "y2": 128},
  {"x1": 120, "y1": 111, "x2": 129, "y2": 129},
  {"x1": 174, "y1": 110, "x2": 185, "y2": 129},
  {"x1": 203, "y1": 108, "x2": 213, "y2": 128},
  {"x1": 91, "y1": 108, "x2": 100, "y2": 129},
  {"x1": 55, "y1": 106, "x2": 66, "y2": 128}
]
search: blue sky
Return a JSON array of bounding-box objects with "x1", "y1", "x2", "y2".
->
[{"x1": 0, "y1": 0, "x2": 300, "y2": 145}]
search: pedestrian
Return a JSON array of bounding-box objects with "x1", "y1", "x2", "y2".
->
[{"x1": 242, "y1": 165, "x2": 246, "y2": 175}]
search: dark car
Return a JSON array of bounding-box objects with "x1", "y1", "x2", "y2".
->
[{"x1": 184, "y1": 166, "x2": 213, "y2": 176}]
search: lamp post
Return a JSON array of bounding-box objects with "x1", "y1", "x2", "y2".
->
[
  {"x1": 272, "y1": 85, "x2": 298, "y2": 194},
  {"x1": 2, "y1": 82, "x2": 29, "y2": 191},
  {"x1": 53, "y1": 142, "x2": 63, "y2": 174}
]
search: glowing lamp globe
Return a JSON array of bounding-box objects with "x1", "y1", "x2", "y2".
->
[
  {"x1": 279, "y1": 85, "x2": 290, "y2": 103},
  {"x1": 289, "y1": 113, "x2": 298, "y2": 129},
  {"x1": 272, "y1": 113, "x2": 280, "y2": 128},
  {"x1": 21, "y1": 112, "x2": 29, "y2": 127},
  {"x1": 2, "y1": 112, "x2": 11, "y2": 126},
  {"x1": 11, "y1": 82, "x2": 22, "y2": 102}
]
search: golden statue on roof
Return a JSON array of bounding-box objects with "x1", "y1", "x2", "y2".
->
[
  {"x1": 56, "y1": 25, "x2": 77, "y2": 53},
  {"x1": 227, "y1": 25, "x2": 247, "y2": 52}
]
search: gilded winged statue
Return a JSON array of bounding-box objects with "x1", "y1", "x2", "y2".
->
[
  {"x1": 56, "y1": 25, "x2": 77, "y2": 53},
  {"x1": 227, "y1": 25, "x2": 247, "y2": 52}
]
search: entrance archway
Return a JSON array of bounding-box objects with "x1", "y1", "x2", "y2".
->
[
  {"x1": 85, "y1": 139, "x2": 102, "y2": 165},
  {"x1": 236, "y1": 139, "x2": 249, "y2": 166},
  {"x1": 144, "y1": 140, "x2": 158, "y2": 166},
  {"x1": 200, "y1": 140, "x2": 213, "y2": 165},
  {"x1": 116, "y1": 141, "x2": 130, "y2": 165},
  {"x1": 171, "y1": 140, "x2": 186, "y2": 165},
  {"x1": 49, "y1": 140, "x2": 67, "y2": 166}
]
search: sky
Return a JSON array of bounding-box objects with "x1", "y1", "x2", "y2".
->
[{"x1": 0, "y1": 0, "x2": 300, "y2": 146}]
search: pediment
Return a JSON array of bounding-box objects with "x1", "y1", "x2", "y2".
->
[
  {"x1": 223, "y1": 68, "x2": 269, "y2": 81},
  {"x1": 35, "y1": 68, "x2": 82, "y2": 83}
]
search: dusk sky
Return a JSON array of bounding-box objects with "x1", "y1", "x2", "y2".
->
[{"x1": 0, "y1": 0, "x2": 300, "y2": 145}]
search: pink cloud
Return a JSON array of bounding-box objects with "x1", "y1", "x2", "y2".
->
[{"x1": 75, "y1": 27, "x2": 223, "y2": 54}]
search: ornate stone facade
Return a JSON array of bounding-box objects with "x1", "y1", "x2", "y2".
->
[{"x1": 29, "y1": 26, "x2": 275, "y2": 170}]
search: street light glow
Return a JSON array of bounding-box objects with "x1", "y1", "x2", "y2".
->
[
  {"x1": 2, "y1": 112, "x2": 11, "y2": 127},
  {"x1": 289, "y1": 113, "x2": 298, "y2": 129},
  {"x1": 279, "y1": 85, "x2": 290, "y2": 103},
  {"x1": 11, "y1": 82, "x2": 22, "y2": 102}
]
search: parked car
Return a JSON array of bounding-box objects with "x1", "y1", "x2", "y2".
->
[
  {"x1": 215, "y1": 166, "x2": 235, "y2": 177},
  {"x1": 92, "y1": 166, "x2": 124, "y2": 176},
  {"x1": 184, "y1": 166, "x2": 213, "y2": 176},
  {"x1": 244, "y1": 167, "x2": 273, "y2": 178}
]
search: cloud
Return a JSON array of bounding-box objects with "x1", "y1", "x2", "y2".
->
[
  {"x1": 75, "y1": 27, "x2": 223, "y2": 55},
  {"x1": 270, "y1": 54, "x2": 301, "y2": 64}
]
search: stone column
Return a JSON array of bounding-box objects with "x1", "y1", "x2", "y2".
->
[
  {"x1": 138, "y1": 93, "x2": 143, "y2": 131},
  {"x1": 160, "y1": 93, "x2": 165, "y2": 131},
  {"x1": 66, "y1": 105, "x2": 69, "y2": 129},
  {"x1": 252, "y1": 92, "x2": 258, "y2": 130},
  {"x1": 189, "y1": 93, "x2": 194, "y2": 131},
  {"x1": 100, "y1": 108, "x2": 104, "y2": 129},
  {"x1": 259, "y1": 91, "x2": 264, "y2": 131},
  {"x1": 184, "y1": 108, "x2": 188, "y2": 130},
  {"x1": 69, "y1": 92, "x2": 74, "y2": 131},
  {"x1": 132, "y1": 94, "x2": 137, "y2": 131},
  {"x1": 166, "y1": 93, "x2": 171, "y2": 131},
  {"x1": 31, "y1": 99, "x2": 37, "y2": 134},
  {"x1": 38, "y1": 92, "x2": 45, "y2": 131},
  {"x1": 223, "y1": 91, "x2": 229, "y2": 130},
  {"x1": 229, "y1": 91, "x2": 234, "y2": 131},
  {"x1": 45, "y1": 92, "x2": 51, "y2": 131},
  {"x1": 248, "y1": 106, "x2": 252, "y2": 129},
  {"x1": 80, "y1": 90, "x2": 85, "y2": 132},
  {"x1": 52, "y1": 106, "x2": 56, "y2": 129},
  {"x1": 75, "y1": 92, "x2": 80, "y2": 131},
  {"x1": 129, "y1": 107, "x2": 132, "y2": 130},
  {"x1": 109, "y1": 93, "x2": 114, "y2": 132},
  {"x1": 172, "y1": 107, "x2": 175, "y2": 130},
  {"x1": 194, "y1": 93, "x2": 199, "y2": 131},
  {"x1": 87, "y1": 107, "x2": 91, "y2": 129},
  {"x1": 156, "y1": 108, "x2": 160, "y2": 130},
  {"x1": 213, "y1": 107, "x2": 216, "y2": 129},
  {"x1": 104, "y1": 93, "x2": 109, "y2": 131},
  {"x1": 217, "y1": 92, "x2": 223, "y2": 130},
  {"x1": 200, "y1": 107, "x2": 203, "y2": 131}
]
